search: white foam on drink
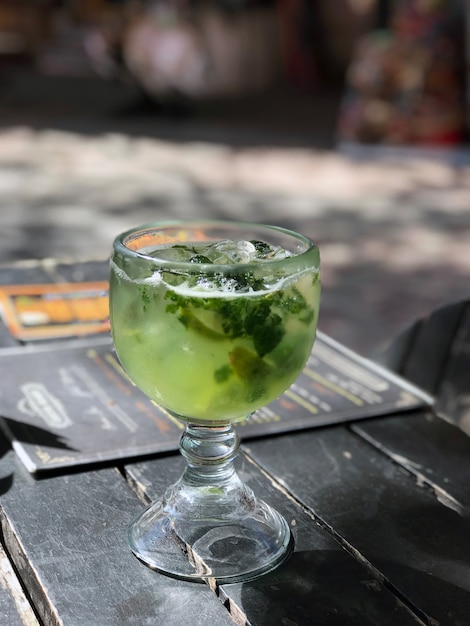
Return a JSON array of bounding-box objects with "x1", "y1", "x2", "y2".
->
[
  {"x1": 111, "y1": 244, "x2": 314, "y2": 299},
  {"x1": 163, "y1": 267, "x2": 314, "y2": 300},
  {"x1": 111, "y1": 258, "x2": 298, "y2": 296}
]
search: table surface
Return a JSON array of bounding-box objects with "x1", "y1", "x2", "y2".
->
[{"x1": 0, "y1": 260, "x2": 469, "y2": 626}]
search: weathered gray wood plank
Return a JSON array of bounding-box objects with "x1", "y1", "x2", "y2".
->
[
  {"x1": 0, "y1": 544, "x2": 39, "y2": 626},
  {"x1": 126, "y1": 453, "x2": 425, "y2": 625},
  {"x1": 352, "y1": 410, "x2": 470, "y2": 514},
  {"x1": 241, "y1": 426, "x2": 470, "y2": 626}
]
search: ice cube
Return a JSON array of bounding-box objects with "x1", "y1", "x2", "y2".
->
[
  {"x1": 269, "y1": 247, "x2": 291, "y2": 260},
  {"x1": 149, "y1": 244, "x2": 195, "y2": 262},
  {"x1": 206, "y1": 240, "x2": 257, "y2": 264}
]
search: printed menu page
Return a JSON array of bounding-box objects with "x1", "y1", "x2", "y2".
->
[{"x1": 0, "y1": 332, "x2": 433, "y2": 474}]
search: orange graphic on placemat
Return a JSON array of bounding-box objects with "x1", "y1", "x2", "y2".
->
[{"x1": 0, "y1": 282, "x2": 110, "y2": 341}]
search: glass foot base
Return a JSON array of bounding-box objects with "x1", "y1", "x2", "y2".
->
[
  {"x1": 128, "y1": 424, "x2": 293, "y2": 583},
  {"x1": 128, "y1": 482, "x2": 293, "y2": 584}
]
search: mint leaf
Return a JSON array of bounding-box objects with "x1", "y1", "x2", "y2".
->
[
  {"x1": 165, "y1": 284, "x2": 286, "y2": 357},
  {"x1": 214, "y1": 364, "x2": 232, "y2": 383},
  {"x1": 138, "y1": 285, "x2": 154, "y2": 312}
]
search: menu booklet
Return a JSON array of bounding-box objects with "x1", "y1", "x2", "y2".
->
[{"x1": 0, "y1": 332, "x2": 433, "y2": 474}]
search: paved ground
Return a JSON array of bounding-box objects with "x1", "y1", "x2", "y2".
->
[{"x1": 1, "y1": 73, "x2": 469, "y2": 358}]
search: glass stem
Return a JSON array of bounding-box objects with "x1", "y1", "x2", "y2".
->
[{"x1": 179, "y1": 423, "x2": 241, "y2": 488}]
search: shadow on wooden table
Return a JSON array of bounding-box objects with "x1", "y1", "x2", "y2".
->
[{"x1": 239, "y1": 545, "x2": 470, "y2": 625}]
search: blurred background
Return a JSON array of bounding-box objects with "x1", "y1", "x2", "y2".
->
[{"x1": 0, "y1": 0, "x2": 469, "y2": 357}]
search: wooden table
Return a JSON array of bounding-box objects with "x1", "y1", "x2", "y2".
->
[{"x1": 0, "y1": 260, "x2": 469, "y2": 626}]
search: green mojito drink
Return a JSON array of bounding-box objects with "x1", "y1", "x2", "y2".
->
[
  {"x1": 111, "y1": 222, "x2": 321, "y2": 583},
  {"x1": 110, "y1": 223, "x2": 320, "y2": 424}
]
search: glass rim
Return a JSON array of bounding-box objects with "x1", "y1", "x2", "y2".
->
[{"x1": 112, "y1": 219, "x2": 319, "y2": 272}]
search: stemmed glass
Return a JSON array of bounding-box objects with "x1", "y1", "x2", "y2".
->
[{"x1": 109, "y1": 220, "x2": 320, "y2": 583}]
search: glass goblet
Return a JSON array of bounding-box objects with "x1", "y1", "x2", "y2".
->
[{"x1": 109, "y1": 220, "x2": 320, "y2": 583}]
